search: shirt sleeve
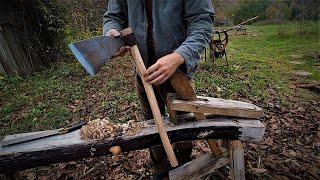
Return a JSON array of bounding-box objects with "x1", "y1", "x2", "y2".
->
[
  {"x1": 174, "y1": 0, "x2": 214, "y2": 74},
  {"x1": 103, "y1": 0, "x2": 128, "y2": 35}
]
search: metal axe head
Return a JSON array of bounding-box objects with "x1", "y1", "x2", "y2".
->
[{"x1": 69, "y1": 35, "x2": 124, "y2": 76}]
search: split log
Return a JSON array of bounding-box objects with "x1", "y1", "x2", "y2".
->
[
  {"x1": 168, "y1": 95, "x2": 263, "y2": 119},
  {"x1": 0, "y1": 118, "x2": 265, "y2": 172},
  {"x1": 169, "y1": 153, "x2": 230, "y2": 180}
]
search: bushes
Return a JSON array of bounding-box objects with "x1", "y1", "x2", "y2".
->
[
  {"x1": 232, "y1": 0, "x2": 271, "y2": 24},
  {"x1": 52, "y1": 0, "x2": 108, "y2": 42},
  {"x1": 229, "y1": 0, "x2": 319, "y2": 25},
  {"x1": 291, "y1": 0, "x2": 320, "y2": 20}
]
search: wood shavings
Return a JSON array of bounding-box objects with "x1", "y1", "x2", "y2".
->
[
  {"x1": 80, "y1": 118, "x2": 150, "y2": 140},
  {"x1": 122, "y1": 120, "x2": 150, "y2": 136},
  {"x1": 77, "y1": 119, "x2": 153, "y2": 178},
  {"x1": 80, "y1": 118, "x2": 122, "y2": 140}
]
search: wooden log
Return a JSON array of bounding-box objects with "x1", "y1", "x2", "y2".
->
[
  {"x1": 0, "y1": 118, "x2": 265, "y2": 172},
  {"x1": 229, "y1": 140, "x2": 245, "y2": 180},
  {"x1": 169, "y1": 95, "x2": 263, "y2": 119},
  {"x1": 169, "y1": 153, "x2": 230, "y2": 180}
]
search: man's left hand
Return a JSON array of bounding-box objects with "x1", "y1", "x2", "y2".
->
[{"x1": 144, "y1": 52, "x2": 184, "y2": 85}]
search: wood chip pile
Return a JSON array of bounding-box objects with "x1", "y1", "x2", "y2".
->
[{"x1": 80, "y1": 118, "x2": 149, "y2": 140}]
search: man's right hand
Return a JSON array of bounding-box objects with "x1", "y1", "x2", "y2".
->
[{"x1": 106, "y1": 29, "x2": 130, "y2": 58}]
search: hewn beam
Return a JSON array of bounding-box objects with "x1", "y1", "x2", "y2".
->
[
  {"x1": 169, "y1": 96, "x2": 263, "y2": 119},
  {"x1": 0, "y1": 118, "x2": 264, "y2": 172},
  {"x1": 169, "y1": 153, "x2": 230, "y2": 180}
]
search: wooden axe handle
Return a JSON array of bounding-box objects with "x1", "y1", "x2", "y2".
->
[
  {"x1": 130, "y1": 45, "x2": 178, "y2": 167},
  {"x1": 121, "y1": 28, "x2": 178, "y2": 167}
]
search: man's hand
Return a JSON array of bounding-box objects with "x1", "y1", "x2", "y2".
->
[
  {"x1": 105, "y1": 29, "x2": 130, "y2": 58},
  {"x1": 144, "y1": 52, "x2": 184, "y2": 85}
]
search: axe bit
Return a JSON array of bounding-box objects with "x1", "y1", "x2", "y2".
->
[{"x1": 69, "y1": 28, "x2": 178, "y2": 167}]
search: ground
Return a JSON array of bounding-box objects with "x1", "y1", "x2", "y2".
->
[{"x1": 0, "y1": 22, "x2": 319, "y2": 179}]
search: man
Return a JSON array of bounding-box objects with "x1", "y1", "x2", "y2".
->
[{"x1": 103, "y1": 0, "x2": 214, "y2": 175}]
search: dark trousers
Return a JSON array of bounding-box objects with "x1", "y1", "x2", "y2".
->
[{"x1": 135, "y1": 74, "x2": 193, "y2": 173}]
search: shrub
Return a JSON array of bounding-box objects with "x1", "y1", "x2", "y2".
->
[{"x1": 232, "y1": 0, "x2": 271, "y2": 24}]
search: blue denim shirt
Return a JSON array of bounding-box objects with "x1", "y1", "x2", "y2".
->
[{"x1": 103, "y1": 0, "x2": 214, "y2": 76}]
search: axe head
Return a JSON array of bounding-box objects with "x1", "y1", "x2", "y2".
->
[{"x1": 69, "y1": 36, "x2": 124, "y2": 76}]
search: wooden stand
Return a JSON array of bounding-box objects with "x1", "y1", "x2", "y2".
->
[
  {"x1": 167, "y1": 93, "x2": 264, "y2": 180},
  {"x1": 229, "y1": 140, "x2": 245, "y2": 180},
  {"x1": 169, "y1": 72, "x2": 223, "y2": 157}
]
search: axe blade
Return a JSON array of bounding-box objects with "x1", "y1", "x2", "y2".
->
[{"x1": 69, "y1": 36, "x2": 124, "y2": 76}]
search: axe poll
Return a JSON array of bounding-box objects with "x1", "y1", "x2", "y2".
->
[{"x1": 69, "y1": 28, "x2": 178, "y2": 167}]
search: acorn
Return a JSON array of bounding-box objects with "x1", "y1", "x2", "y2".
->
[{"x1": 109, "y1": 146, "x2": 121, "y2": 155}]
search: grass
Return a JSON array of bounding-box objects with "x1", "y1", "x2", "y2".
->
[
  {"x1": 195, "y1": 22, "x2": 319, "y2": 104},
  {"x1": 0, "y1": 22, "x2": 319, "y2": 136},
  {"x1": 0, "y1": 62, "x2": 88, "y2": 135}
]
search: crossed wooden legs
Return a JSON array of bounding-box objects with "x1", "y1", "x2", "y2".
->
[
  {"x1": 169, "y1": 72, "x2": 223, "y2": 156},
  {"x1": 168, "y1": 71, "x2": 245, "y2": 180}
]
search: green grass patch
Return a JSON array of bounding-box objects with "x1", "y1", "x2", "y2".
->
[
  {"x1": 0, "y1": 62, "x2": 87, "y2": 136},
  {"x1": 195, "y1": 22, "x2": 319, "y2": 104}
]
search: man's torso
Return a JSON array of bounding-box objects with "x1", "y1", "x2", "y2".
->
[{"x1": 123, "y1": 0, "x2": 187, "y2": 67}]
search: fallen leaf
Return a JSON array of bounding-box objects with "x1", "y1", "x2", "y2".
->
[
  {"x1": 264, "y1": 137, "x2": 274, "y2": 146},
  {"x1": 248, "y1": 143, "x2": 258, "y2": 150},
  {"x1": 297, "y1": 106, "x2": 306, "y2": 112},
  {"x1": 288, "y1": 150, "x2": 297, "y2": 157},
  {"x1": 216, "y1": 86, "x2": 223, "y2": 92},
  {"x1": 260, "y1": 145, "x2": 269, "y2": 150},
  {"x1": 271, "y1": 123, "x2": 278, "y2": 130},
  {"x1": 252, "y1": 168, "x2": 267, "y2": 173}
]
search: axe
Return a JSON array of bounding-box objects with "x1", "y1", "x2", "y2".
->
[{"x1": 69, "y1": 28, "x2": 178, "y2": 167}]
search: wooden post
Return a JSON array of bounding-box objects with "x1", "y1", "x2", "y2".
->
[
  {"x1": 121, "y1": 28, "x2": 178, "y2": 167},
  {"x1": 167, "y1": 94, "x2": 178, "y2": 124},
  {"x1": 229, "y1": 140, "x2": 245, "y2": 180}
]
